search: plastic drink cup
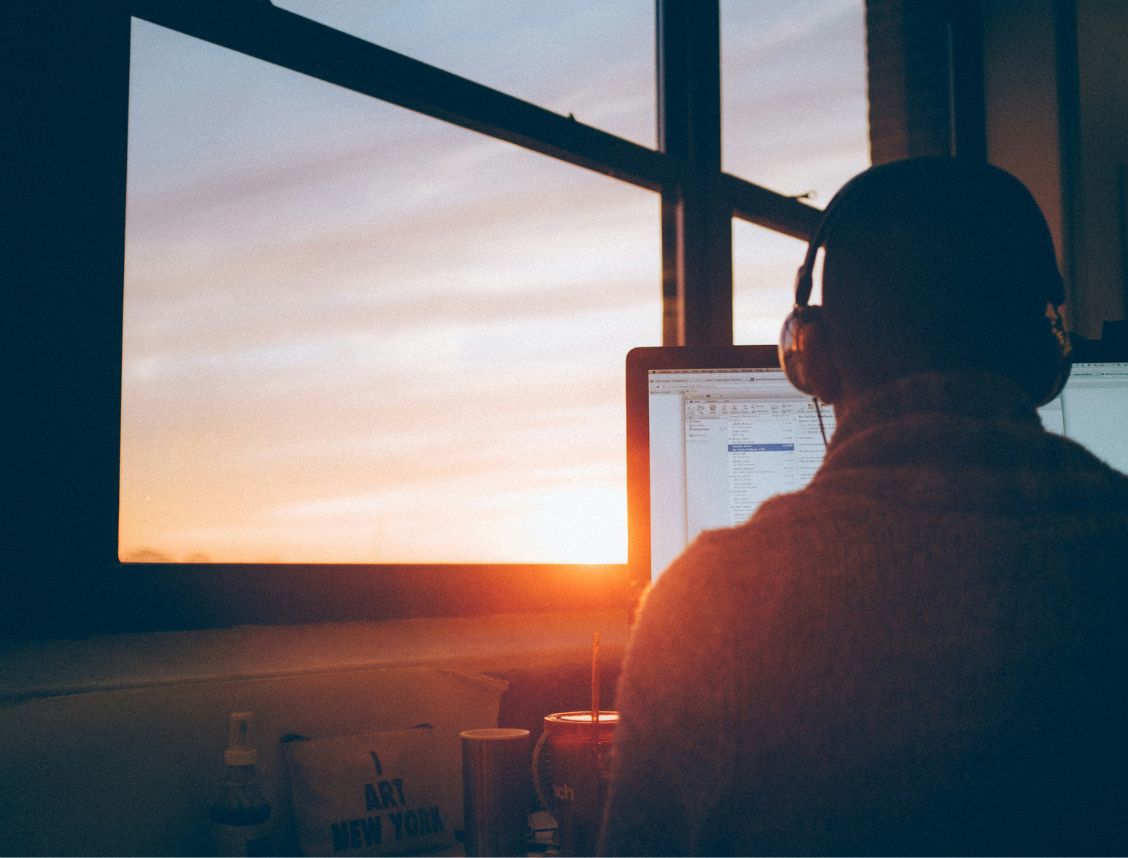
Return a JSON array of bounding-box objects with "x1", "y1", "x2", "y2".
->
[{"x1": 534, "y1": 711, "x2": 618, "y2": 856}]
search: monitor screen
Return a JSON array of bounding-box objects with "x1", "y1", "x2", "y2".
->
[
  {"x1": 645, "y1": 363, "x2": 833, "y2": 580},
  {"x1": 1035, "y1": 361, "x2": 1128, "y2": 473},
  {"x1": 628, "y1": 349, "x2": 1128, "y2": 585}
]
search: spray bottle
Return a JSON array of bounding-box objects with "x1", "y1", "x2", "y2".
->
[{"x1": 210, "y1": 711, "x2": 274, "y2": 856}]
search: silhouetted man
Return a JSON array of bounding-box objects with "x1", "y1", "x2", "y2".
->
[{"x1": 600, "y1": 158, "x2": 1128, "y2": 856}]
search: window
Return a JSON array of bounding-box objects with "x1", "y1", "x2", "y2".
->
[
  {"x1": 122, "y1": 20, "x2": 659, "y2": 565},
  {"x1": 732, "y1": 221, "x2": 808, "y2": 345},
  {"x1": 723, "y1": 1, "x2": 870, "y2": 342},
  {"x1": 13, "y1": 0, "x2": 870, "y2": 632},
  {"x1": 722, "y1": 0, "x2": 869, "y2": 205}
]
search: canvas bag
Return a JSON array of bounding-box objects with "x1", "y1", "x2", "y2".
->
[{"x1": 284, "y1": 724, "x2": 455, "y2": 856}]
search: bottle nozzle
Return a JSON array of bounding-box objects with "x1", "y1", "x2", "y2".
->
[{"x1": 225, "y1": 711, "x2": 258, "y2": 766}]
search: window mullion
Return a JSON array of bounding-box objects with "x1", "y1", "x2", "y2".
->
[{"x1": 657, "y1": 0, "x2": 731, "y2": 345}]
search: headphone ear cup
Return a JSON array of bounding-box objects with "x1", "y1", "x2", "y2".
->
[
  {"x1": 779, "y1": 305, "x2": 823, "y2": 396},
  {"x1": 1026, "y1": 304, "x2": 1073, "y2": 406}
]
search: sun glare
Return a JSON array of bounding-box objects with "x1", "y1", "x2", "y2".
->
[{"x1": 521, "y1": 485, "x2": 627, "y2": 565}]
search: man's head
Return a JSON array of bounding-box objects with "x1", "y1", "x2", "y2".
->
[{"x1": 779, "y1": 157, "x2": 1070, "y2": 406}]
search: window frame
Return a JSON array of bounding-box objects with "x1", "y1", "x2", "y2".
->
[{"x1": 11, "y1": 0, "x2": 826, "y2": 636}]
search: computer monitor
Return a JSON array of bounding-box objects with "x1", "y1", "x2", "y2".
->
[{"x1": 626, "y1": 346, "x2": 1128, "y2": 587}]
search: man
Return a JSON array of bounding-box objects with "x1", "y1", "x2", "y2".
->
[{"x1": 600, "y1": 158, "x2": 1128, "y2": 856}]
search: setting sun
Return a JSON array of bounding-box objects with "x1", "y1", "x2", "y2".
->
[{"x1": 519, "y1": 485, "x2": 628, "y2": 564}]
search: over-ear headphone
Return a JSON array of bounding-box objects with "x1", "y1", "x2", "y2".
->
[
  {"x1": 778, "y1": 169, "x2": 871, "y2": 400},
  {"x1": 778, "y1": 161, "x2": 1073, "y2": 406}
]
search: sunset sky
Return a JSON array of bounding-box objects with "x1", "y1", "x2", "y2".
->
[{"x1": 119, "y1": 1, "x2": 868, "y2": 565}]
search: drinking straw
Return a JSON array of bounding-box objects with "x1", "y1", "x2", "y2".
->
[{"x1": 591, "y1": 630, "x2": 600, "y2": 722}]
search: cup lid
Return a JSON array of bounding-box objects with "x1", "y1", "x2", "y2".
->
[
  {"x1": 544, "y1": 711, "x2": 620, "y2": 724},
  {"x1": 460, "y1": 727, "x2": 531, "y2": 741}
]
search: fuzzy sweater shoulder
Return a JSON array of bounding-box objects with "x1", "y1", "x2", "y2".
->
[{"x1": 601, "y1": 371, "x2": 1128, "y2": 857}]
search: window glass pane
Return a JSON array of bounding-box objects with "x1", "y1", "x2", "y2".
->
[
  {"x1": 722, "y1": 0, "x2": 870, "y2": 205},
  {"x1": 732, "y1": 221, "x2": 807, "y2": 346},
  {"x1": 121, "y1": 20, "x2": 659, "y2": 565},
  {"x1": 272, "y1": 0, "x2": 656, "y2": 149}
]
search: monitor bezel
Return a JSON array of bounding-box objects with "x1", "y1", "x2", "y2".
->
[{"x1": 625, "y1": 344, "x2": 783, "y2": 593}]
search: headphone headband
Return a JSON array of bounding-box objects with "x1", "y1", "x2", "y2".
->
[{"x1": 793, "y1": 169, "x2": 874, "y2": 308}]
